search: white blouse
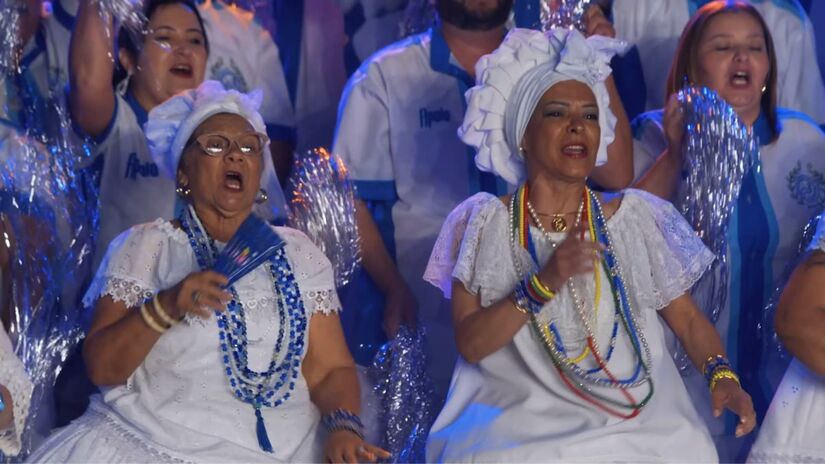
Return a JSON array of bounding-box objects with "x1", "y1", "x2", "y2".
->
[
  {"x1": 424, "y1": 189, "x2": 719, "y2": 462},
  {"x1": 0, "y1": 329, "x2": 33, "y2": 457},
  {"x1": 28, "y1": 219, "x2": 340, "y2": 463}
]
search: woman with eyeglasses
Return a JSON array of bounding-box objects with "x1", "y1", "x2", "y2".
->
[
  {"x1": 70, "y1": 0, "x2": 286, "y2": 270},
  {"x1": 28, "y1": 81, "x2": 390, "y2": 463}
]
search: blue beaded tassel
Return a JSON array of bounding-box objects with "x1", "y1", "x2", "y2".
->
[{"x1": 255, "y1": 404, "x2": 274, "y2": 453}]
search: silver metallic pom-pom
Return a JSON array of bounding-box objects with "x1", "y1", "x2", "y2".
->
[
  {"x1": 1, "y1": 97, "x2": 98, "y2": 458},
  {"x1": 287, "y1": 148, "x2": 361, "y2": 288},
  {"x1": 674, "y1": 85, "x2": 758, "y2": 373},
  {"x1": 0, "y1": 0, "x2": 25, "y2": 75},
  {"x1": 541, "y1": 0, "x2": 593, "y2": 31},
  {"x1": 369, "y1": 326, "x2": 435, "y2": 463}
]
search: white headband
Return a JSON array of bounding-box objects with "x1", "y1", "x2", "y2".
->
[
  {"x1": 145, "y1": 80, "x2": 286, "y2": 219},
  {"x1": 460, "y1": 28, "x2": 626, "y2": 186}
]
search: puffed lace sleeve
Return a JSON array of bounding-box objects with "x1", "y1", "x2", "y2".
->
[
  {"x1": 613, "y1": 189, "x2": 715, "y2": 310},
  {"x1": 0, "y1": 330, "x2": 33, "y2": 457},
  {"x1": 278, "y1": 227, "x2": 342, "y2": 315},
  {"x1": 82, "y1": 219, "x2": 183, "y2": 309},
  {"x1": 424, "y1": 193, "x2": 507, "y2": 300}
]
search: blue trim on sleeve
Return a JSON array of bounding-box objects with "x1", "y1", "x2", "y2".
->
[
  {"x1": 611, "y1": 49, "x2": 647, "y2": 122},
  {"x1": 354, "y1": 181, "x2": 399, "y2": 259},
  {"x1": 265, "y1": 123, "x2": 296, "y2": 145},
  {"x1": 273, "y1": 0, "x2": 303, "y2": 108},
  {"x1": 124, "y1": 92, "x2": 148, "y2": 128}
]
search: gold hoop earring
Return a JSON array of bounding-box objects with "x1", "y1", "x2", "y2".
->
[{"x1": 255, "y1": 188, "x2": 268, "y2": 204}]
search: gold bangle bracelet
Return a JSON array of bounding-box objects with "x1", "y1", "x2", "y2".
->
[
  {"x1": 140, "y1": 304, "x2": 167, "y2": 334},
  {"x1": 709, "y1": 369, "x2": 740, "y2": 391},
  {"x1": 152, "y1": 295, "x2": 180, "y2": 327}
]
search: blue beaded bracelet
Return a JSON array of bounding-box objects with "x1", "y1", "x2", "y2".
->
[
  {"x1": 703, "y1": 355, "x2": 732, "y2": 383},
  {"x1": 322, "y1": 408, "x2": 364, "y2": 440}
]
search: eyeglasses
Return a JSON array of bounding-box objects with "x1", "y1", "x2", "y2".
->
[{"x1": 190, "y1": 132, "x2": 269, "y2": 157}]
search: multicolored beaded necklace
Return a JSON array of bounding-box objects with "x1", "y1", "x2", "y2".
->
[
  {"x1": 509, "y1": 183, "x2": 654, "y2": 419},
  {"x1": 180, "y1": 205, "x2": 307, "y2": 453}
]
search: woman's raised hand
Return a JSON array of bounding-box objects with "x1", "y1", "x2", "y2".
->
[
  {"x1": 537, "y1": 224, "x2": 604, "y2": 292},
  {"x1": 156, "y1": 271, "x2": 232, "y2": 320},
  {"x1": 324, "y1": 429, "x2": 391, "y2": 464}
]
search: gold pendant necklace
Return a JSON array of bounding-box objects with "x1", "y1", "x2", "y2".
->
[{"x1": 550, "y1": 215, "x2": 567, "y2": 232}]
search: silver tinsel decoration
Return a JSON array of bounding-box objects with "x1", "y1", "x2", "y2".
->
[
  {"x1": 93, "y1": 0, "x2": 145, "y2": 32},
  {"x1": 675, "y1": 85, "x2": 758, "y2": 372},
  {"x1": 541, "y1": 0, "x2": 593, "y2": 31},
  {"x1": 287, "y1": 147, "x2": 360, "y2": 287},
  {"x1": 369, "y1": 326, "x2": 435, "y2": 463},
  {"x1": 0, "y1": 0, "x2": 24, "y2": 75},
  {"x1": 1, "y1": 93, "x2": 98, "y2": 459}
]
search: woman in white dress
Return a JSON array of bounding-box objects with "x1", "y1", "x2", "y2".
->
[
  {"x1": 27, "y1": 81, "x2": 388, "y2": 463},
  {"x1": 423, "y1": 27, "x2": 756, "y2": 462},
  {"x1": 748, "y1": 214, "x2": 825, "y2": 463}
]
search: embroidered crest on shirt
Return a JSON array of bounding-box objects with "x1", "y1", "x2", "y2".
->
[
  {"x1": 786, "y1": 161, "x2": 825, "y2": 209},
  {"x1": 419, "y1": 108, "x2": 451, "y2": 128},
  {"x1": 209, "y1": 58, "x2": 248, "y2": 93}
]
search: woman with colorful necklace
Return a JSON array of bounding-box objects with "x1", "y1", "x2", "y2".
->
[
  {"x1": 27, "y1": 81, "x2": 388, "y2": 463},
  {"x1": 423, "y1": 28, "x2": 756, "y2": 462}
]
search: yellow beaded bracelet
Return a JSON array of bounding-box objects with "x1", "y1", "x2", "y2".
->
[
  {"x1": 140, "y1": 303, "x2": 167, "y2": 334},
  {"x1": 709, "y1": 368, "x2": 740, "y2": 391},
  {"x1": 152, "y1": 295, "x2": 180, "y2": 327}
]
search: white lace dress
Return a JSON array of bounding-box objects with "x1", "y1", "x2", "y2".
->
[
  {"x1": 26, "y1": 219, "x2": 341, "y2": 463},
  {"x1": 0, "y1": 329, "x2": 33, "y2": 457},
  {"x1": 748, "y1": 216, "x2": 825, "y2": 464},
  {"x1": 423, "y1": 189, "x2": 719, "y2": 462}
]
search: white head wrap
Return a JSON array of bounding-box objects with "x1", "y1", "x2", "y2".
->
[
  {"x1": 145, "y1": 80, "x2": 287, "y2": 220},
  {"x1": 459, "y1": 28, "x2": 627, "y2": 186}
]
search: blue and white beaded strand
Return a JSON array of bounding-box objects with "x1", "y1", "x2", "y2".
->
[{"x1": 180, "y1": 205, "x2": 308, "y2": 453}]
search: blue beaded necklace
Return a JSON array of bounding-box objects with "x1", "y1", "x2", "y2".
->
[{"x1": 179, "y1": 205, "x2": 308, "y2": 453}]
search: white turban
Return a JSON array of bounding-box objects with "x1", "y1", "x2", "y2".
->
[
  {"x1": 459, "y1": 28, "x2": 626, "y2": 186},
  {"x1": 144, "y1": 80, "x2": 286, "y2": 220}
]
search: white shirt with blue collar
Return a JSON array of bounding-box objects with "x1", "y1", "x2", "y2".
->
[
  {"x1": 633, "y1": 107, "x2": 825, "y2": 461},
  {"x1": 333, "y1": 26, "x2": 507, "y2": 392}
]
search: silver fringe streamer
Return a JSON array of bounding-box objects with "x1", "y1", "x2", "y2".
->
[
  {"x1": 400, "y1": 0, "x2": 436, "y2": 38},
  {"x1": 541, "y1": 0, "x2": 593, "y2": 31},
  {"x1": 286, "y1": 148, "x2": 360, "y2": 288},
  {"x1": 93, "y1": 0, "x2": 146, "y2": 34},
  {"x1": 0, "y1": 0, "x2": 24, "y2": 75},
  {"x1": 675, "y1": 85, "x2": 758, "y2": 373},
  {"x1": 369, "y1": 326, "x2": 435, "y2": 463},
  {"x1": 1, "y1": 91, "x2": 98, "y2": 460}
]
